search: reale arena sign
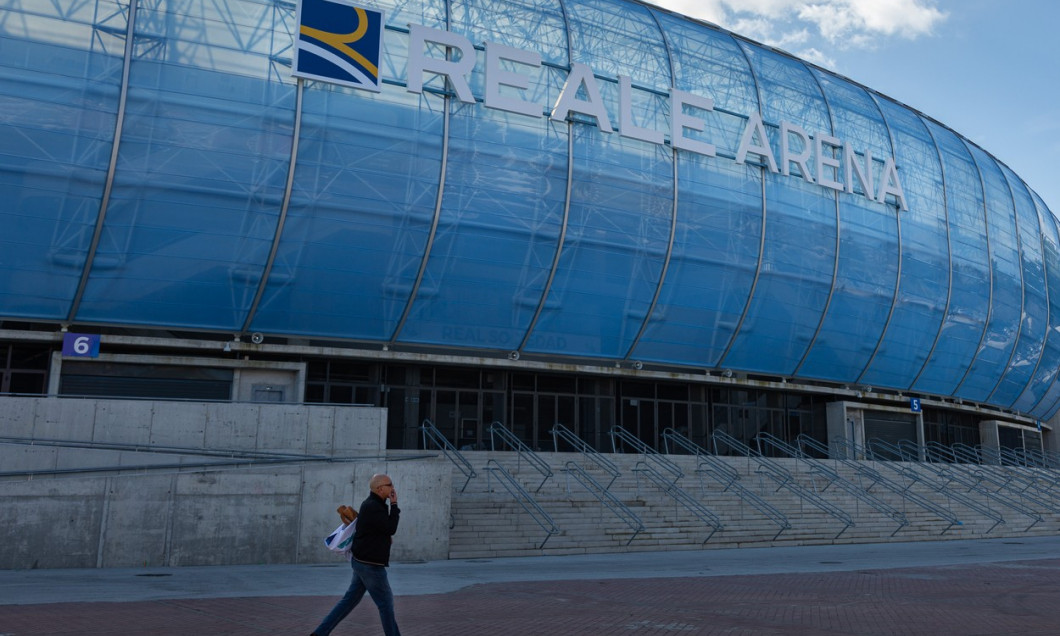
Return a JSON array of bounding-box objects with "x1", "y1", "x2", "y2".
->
[{"x1": 295, "y1": 0, "x2": 907, "y2": 211}]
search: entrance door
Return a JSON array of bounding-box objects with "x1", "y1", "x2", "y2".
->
[
  {"x1": 434, "y1": 390, "x2": 485, "y2": 450},
  {"x1": 621, "y1": 398, "x2": 657, "y2": 449},
  {"x1": 864, "y1": 411, "x2": 918, "y2": 448}
]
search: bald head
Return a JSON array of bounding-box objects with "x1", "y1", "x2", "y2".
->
[{"x1": 370, "y1": 473, "x2": 395, "y2": 500}]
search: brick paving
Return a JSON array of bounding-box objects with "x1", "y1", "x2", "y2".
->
[{"x1": 4, "y1": 558, "x2": 1060, "y2": 635}]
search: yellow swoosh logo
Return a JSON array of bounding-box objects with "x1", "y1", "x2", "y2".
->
[{"x1": 300, "y1": 8, "x2": 379, "y2": 77}]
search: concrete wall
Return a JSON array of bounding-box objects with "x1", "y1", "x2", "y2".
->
[
  {"x1": 0, "y1": 396, "x2": 451, "y2": 569},
  {"x1": 233, "y1": 367, "x2": 304, "y2": 403},
  {"x1": 0, "y1": 396, "x2": 387, "y2": 457}
]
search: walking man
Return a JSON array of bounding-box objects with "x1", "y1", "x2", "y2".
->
[{"x1": 312, "y1": 473, "x2": 401, "y2": 636}]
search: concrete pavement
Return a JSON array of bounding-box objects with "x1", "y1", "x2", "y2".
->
[{"x1": 3, "y1": 536, "x2": 1060, "y2": 634}]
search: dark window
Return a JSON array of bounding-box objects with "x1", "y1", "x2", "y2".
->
[
  {"x1": 306, "y1": 360, "x2": 379, "y2": 405},
  {"x1": 0, "y1": 342, "x2": 49, "y2": 395},
  {"x1": 60, "y1": 362, "x2": 232, "y2": 400}
]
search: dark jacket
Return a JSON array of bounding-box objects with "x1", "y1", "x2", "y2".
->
[{"x1": 352, "y1": 491, "x2": 400, "y2": 566}]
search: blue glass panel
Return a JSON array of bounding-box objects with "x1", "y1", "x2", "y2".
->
[
  {"x1": 1013, "y1": 191, "x2": 1060, "y2": 415},
  {"x1": 721, "y1": 45, "x2": 833, "y2": 375},
  {"x1": 398, "y1": 0, "x2": 569, "y2": 349},
  {"x1": 565, "y1": 0, "x2": 669, "y2": 85},
  {"x1": 634, "y1": 156, "x2": 761, "y2": 365},
  {"x1": 858, "y1": 101, "x2": 947, "y2": 390},
  {"x1": 1039, "y1": 359, "x2": 1060, "y2": 418},
  {"x1": 450, "y1": 0, "x2": 570, "y2": 66},
  {"x1": 629, "y1": 16, "x2": 760, "y2": 366},
  {"x1": 653, "y1": 14, "x2": 758, "y2": 134},
  {"x1": 523, "y1": 0, "x2": 672, "y2": 358},
  {"x1": 76, "y1": 2, "x2": 293, "y2": 329},
  {"x1": 252, "y1": 86, "x2": 443, "y2": 340},
  {"x1": 911, "y1": 122, "x2": 989, "y2": 395},
  {"x1": 796, "y1": 72, "x2": 898, "y2": 382},
  {"x1": 955, "y1": 145, "x2": 1022, "y2": 402},
  {"x1": 373, "y1": 0, "x2": 448, "y2": 98},
  {"x1": 0, "y1": 2, "x2": 124, "y2": 319},
  {"x1": 526, "y1": 127, "x2": 673, "y2": 357},
  {"x1": 989, "y1": 168, "x2": 1047, "y2": 408},
  {"x1": 376, "y1": 0, "x2": 447, "y2": 30}
]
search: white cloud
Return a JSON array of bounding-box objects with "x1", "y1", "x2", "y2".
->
[
  {"x1": 796, "y1": 47, "x2": 837, "y2": 69},
  {"x1": 648, "y1": 0, "x2": 728, "y2": 25},
  {"x1": 797, "y1": 0, "x2": 947, "y2": 42},
  {"x1": 645, "y1": 0, "x2": 947, "y2": 66}
]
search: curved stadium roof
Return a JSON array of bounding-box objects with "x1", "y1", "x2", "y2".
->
[{"x1": 1, "y1": 0, "x2": 1059, "y2": 420}]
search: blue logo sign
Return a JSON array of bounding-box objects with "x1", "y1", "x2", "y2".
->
[
  {"x1": 909, "y1": 397, "x2": 921, "y2": 412},
  {"x1": 294, "y1": 0, "x2": 384, "y2": 91},
  {"x1": 62, "y1": 333, "x2": 100, "y2": 358}
]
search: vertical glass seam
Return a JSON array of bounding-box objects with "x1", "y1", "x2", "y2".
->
[
  {"x1": 1011, "y1": 215, "x2": 1051, "y2": 411},
  {"x1": 984, "y1": 168, "x2": 1028, "y2": 404},
  {"x1": 791, "y1": 67, "x2": 840, "y2": 378},
  {"x1": 1028, "y1": 200, "x2": 1060, "y2": 415},
  {"x1": 518, "y1": 0, "x2": 575, "y2": 353},
  {"x1": 624, "y1": 6, "x2": 677, "y2": 363},
  {"x1": 241, "y1": 78, "x2": 304, "y2": 335},
  {"x1": 1008, "y1": 176, "x2": 1049, "y2": 410},
  {"x1": 1012, "y1": 192, "x2": 1054, "y2": 412},
  {"x1": 908, "y1": 119, "x2": 954, "y2": 391},
  {"x1": 951, "y1": 140, "x2": 996, "y2": 397},
  {"x1": 67, "y1": 0, "x2": 139, "y2": 322},
  {"x1": 855, "y1": 93, "x2": 904, "y2": 386},
  {"x1": 716, "y1": 37, "x2": 765, "y2": 370},
  {"x1": 390, "y1": 0, "x2": 453, "y2": 344}
]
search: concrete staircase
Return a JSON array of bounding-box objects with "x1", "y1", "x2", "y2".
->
[{"x1": 447, "y1": 450, "x2": 1060, "y2": 559}]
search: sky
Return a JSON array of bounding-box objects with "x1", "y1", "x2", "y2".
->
[{"x1": 646, "y1": 0, "x2": 1060, "y2": 215}]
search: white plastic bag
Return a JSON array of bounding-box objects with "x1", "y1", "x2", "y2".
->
[{"x1": 323, "y1": 520, "x2": 357, "y2": 558}]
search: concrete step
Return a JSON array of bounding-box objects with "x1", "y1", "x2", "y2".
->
[{"x1": 444, "y1": 450, "x2": 1060, "y2": 559}]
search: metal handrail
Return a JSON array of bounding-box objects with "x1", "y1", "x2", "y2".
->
[
  {"x1": 1039, "y1": 448, "x2": 1060, "y2": 470},
  {"x1": 998, "y1": 446, "x2": 1030, "y2": 468},
  {"x1": 755, "y1": 432, "x2": 842, "y2": 492},
  {"x1": 484, "y1": 459, "x2": 559, "y2": 549},
  {"x1": 550, "y1": 423, "x2": 621, "y2": 490},
  {"x1": 488, "y1": 421, "x2": 553, "y2": 493},
  {"x1": 420, "y1": 419, "x2": 476, "y2": 492},
  {"x1": 804, "y1": 435, "x2": 962, "y2": 535},
  {"x1": 974, "y1": 444, "x2": 1005, "y2": 466},
  {"x1": 757, "y1": 432, "x2": 908, "y2": 536},
  {"x1": 952, "y1": 444, "x2": 1048, "y2": 496},
  {"x1": 632, "y1": 461, "x2": 722, "y2": 543},
  {"x1": 934, "y1": 442, "x2": 1060, "y2": 514},
  {"x1": 712, "y1": 429, "x2": 854, "y2": 539},
  {"x1": 609, "y1": 425, "x2": 683, "y2": 485},
  {"x1": 662, "y1": 428, "x2": 790, "y2": 540},
  {"x1": 867, "y1": 438, "x2": 1006, "y2": 533},
  {"x1": 936, "y1": 442, "x2": 1023, "y2": 493},
  {"x1": 997, "y1": 447, "x2": 1060, "y2": 498},
  {"x1": 563, "y1": 461, "x2": 644, "y2": 545},
  {"x1": 951, "y1": 443, "x2": 986, "y2": 464},
  {"x1": 0, "y1": 437, "x2": 429, "y2": 479},
  {"x1": 662, "y1": 428, "x2": 738, "y2": 486},
  {"x1": 917, "y1": 440, "x2": 1045, "y2": 530},
  {"x1": 0, "y1": 436, "x2": 328, "y2": 460},
  {"x1": 0, "y1": 456, "x2": 342, "y2": 479}
]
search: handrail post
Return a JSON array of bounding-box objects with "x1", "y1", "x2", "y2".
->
[{"x1": 420, "y1": 419, "x2": 477, "y2": 492}]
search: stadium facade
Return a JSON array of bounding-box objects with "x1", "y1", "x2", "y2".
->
[{"x1": 2, "y1": 0, "x2": 1057, "y2": 456}]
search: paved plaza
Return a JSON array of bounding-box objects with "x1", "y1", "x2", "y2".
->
[{"x1": 3, "y1": 536, "x2": 1060, "y2": 635}]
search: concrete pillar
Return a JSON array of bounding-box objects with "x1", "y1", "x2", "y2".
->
[
  {"x1": 978, "y1": 420, "x2": 1002, "y2": 464},
  {"x1": 825, "y1": 402, "x2": 863, "y2": 459}
]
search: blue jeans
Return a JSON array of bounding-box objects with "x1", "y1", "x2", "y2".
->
[{"x1": 313, "y1": 560, "x2": 401, "y2": 636}]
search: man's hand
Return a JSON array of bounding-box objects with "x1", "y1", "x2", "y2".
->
[{"x1": 388, "y1": 488, "x2": 398, "y2": 505}]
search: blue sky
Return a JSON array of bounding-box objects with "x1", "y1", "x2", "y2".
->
[{"x1": 649, "y1": 0, "x2": 1060, "y2": 214}]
